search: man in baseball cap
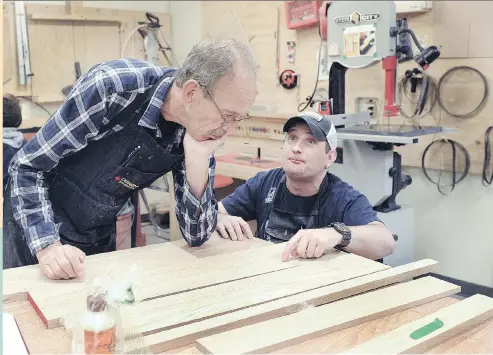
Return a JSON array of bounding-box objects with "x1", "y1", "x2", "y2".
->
[
  {"x1": 216, "y1": 111, "x2": 395, "y2": 262},
  {"x1": 282, "y1": 111, "x2": 338, "y2": 152}
]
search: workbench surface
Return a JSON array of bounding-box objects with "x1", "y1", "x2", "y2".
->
[{"x1": 4, "y1": 235, "x2": 493, "y2": 354}]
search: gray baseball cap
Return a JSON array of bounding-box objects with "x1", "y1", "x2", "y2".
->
[{"x1": 283, "y1": 111, "x2": 338, "y2": 150}]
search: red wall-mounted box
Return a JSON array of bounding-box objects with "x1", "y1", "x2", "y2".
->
[{"x1": 284, "y1": 1, "x2": 321, "y2": 30}]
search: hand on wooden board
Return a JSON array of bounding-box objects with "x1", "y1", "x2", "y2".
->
[
  {"x1": 35, "y1": 241, "x2": 86, "y2": 280},
  {"x1": 216, "y1": 214, "x2": 254, "y2": 241},
  {"x1": 282, "y1": 228, "x2": 343, "y2": 262}
]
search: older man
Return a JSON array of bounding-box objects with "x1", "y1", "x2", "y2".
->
[
  {"x1": 4, "y1": 39, "x2": 258, "y2": 279},
  {"x1": 216, "y1": 112, "x2": 395, "y2": 262}
]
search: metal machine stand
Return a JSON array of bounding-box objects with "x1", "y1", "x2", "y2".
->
[
  {"x1": 318, "y1": 1, "x2": 452, "y2": 266},
  {"x1": 138, "y1": 175, "x2": 172, "y2": 241}
]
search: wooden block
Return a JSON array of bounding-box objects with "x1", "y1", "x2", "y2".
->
[
  {"x1": 120, "y1": 253, "x2": 389, "y2": 335},
  {"x1": 27, "y1": 243, "x2": 304, "y2": 328},
  {"x1": 144, "y1": 259, "x2": 439, "y2": 353},
  {"x1": 195, "y1": 276, "x2": 460, "y2": 354},
  {"x1": 342, "y1": 294, "x2": 493, "y2": 354},
  {"x1": 3, "y1": 242, "x2": 196, "y2": 303}
]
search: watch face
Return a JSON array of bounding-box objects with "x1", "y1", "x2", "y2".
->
[{"x1": 333, "y1": 222, "x2": 351, "y2": 235}]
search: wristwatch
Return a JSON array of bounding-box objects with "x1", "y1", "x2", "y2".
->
[{"x1": 330, "y1": 222, "x2": 352, "y2": 249}]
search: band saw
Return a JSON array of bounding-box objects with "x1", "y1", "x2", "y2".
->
[{"x1": 316, "y1": 1, "x2": 455, "y2": 266}]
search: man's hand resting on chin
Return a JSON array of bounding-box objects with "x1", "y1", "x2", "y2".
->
[
  {"x1": 36, "y1": 241, "x2": 86, "y2": 280},
  {"x1": 216, "y1": 214, "x2": 254, "y2": 241},
  {"x1": 282, "y1": 228, "x2": 342, "y2": 262}
]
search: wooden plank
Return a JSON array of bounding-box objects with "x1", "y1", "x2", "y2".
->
[
  {"x1": 342, "y1": 294, "x2": 493, "y2": 354},
  {"x1": 173, "y1": 233, "x2": 272, "y2": 258},
  {"x1": 144, "y1": 259, "x2": 439, "y2": 353},
  {"x1": 29, "y1": 13, "x2": 122, "y2": 23},
  {"x1": 119, "y1": 253, "x2": 389, "y2": 335},
  {"x1": 3, "y1": 242, "x2": 196, "y2": 303},
  {"x1": 195, "y1": 276, "x2": 460, "y2": 354},
  {"x1": 27, "y1": 243, "x2": 308, "y2": 328}
]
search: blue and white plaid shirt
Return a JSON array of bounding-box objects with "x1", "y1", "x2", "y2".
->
[{"x1": 8, "y1": 58, "x2": 217, "y2": 255}]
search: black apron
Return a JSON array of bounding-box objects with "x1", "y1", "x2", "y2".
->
[
  {"x1": 263, "y1": 174, "x2": 327, "y2": 243},
  {"x1": 3, "y1": 71, "x2": 183, "y2": 268}
]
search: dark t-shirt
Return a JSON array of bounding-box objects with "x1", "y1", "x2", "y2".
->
[{"x1": 221, "y1": 168, "x2": 381, "y2": 240}]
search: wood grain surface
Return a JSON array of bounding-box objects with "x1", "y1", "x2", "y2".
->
[
  {"x1": 144, "y1": 259, "x2": 438, "y2": 353},
  {"x1": 342, "y1": 294, "x2": 493, "y2": 354},
  {"x1": 3, "y1": 242, "x2": 196, "y2": 303},
  {"x1": 27, "y1": 243, "x2": 303, "y2": 328},
  {"x1": 120, "y1": 251, "x2": 388, "y2": 335},
  {"x1": 195, "y1": 277, "x2": 460, "y2": 354},
  {"x1": 4, "y1": 238, "x2": 493, "y2": 354}
]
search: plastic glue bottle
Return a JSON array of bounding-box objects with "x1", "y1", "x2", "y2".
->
[{"x1": 83, "y1": 292, "x2": 116, "y2": 354}]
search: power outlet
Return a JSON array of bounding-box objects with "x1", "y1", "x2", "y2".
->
[{"x1": 355, "y1": 97, "x2": 378, "y2": 119}]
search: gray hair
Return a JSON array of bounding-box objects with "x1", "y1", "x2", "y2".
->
[{"x1": 174, "y1": 39, "x2": 258, "y2": 93}]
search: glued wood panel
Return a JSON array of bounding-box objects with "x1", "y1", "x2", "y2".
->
[
  {"x1": 173, "y1": 233, "x2": 272, "y2": 258},
  {"x1": 3, "y1": 242, "x2": 196, "y2": 303},
  {"x1": 25, "y1": 4, "x2": 76, "y2": 102},
  {"x1": 144, "y1": 259, "x2": 438, "y2": 353},
  {"x1": 342, "y1": 294, "x2": 493, "y2": 354},
  {"x1": 119, "y1": 252, "x2": 389, "y2": 335},
  {"x1": 195, "y1": 276, "x2": 460, "y2": 354},
  {"x1": 28, "y1": 243, "x2": 306, "y2": 328}
]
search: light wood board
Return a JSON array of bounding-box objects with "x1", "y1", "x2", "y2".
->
[
  {"x1": 119, "y1": 252, "x2": 389, "y2": 335},
  {"x1": 27, "y1": 243, "x2": 306, "y2": 328},
  {"x1": 196, "y1": 276, "x2": 460, "y2": 354},
  {"x1": 3, "y1": 242, "x2": 196, "y2": 303},
  {"x1": 342, "y1": 293, "x2": 493, "y2": 354},
  {"x1": 144, "y1": 259, "x2": 439, "y2": 353},
  {"x1": 173, "y1": 233, "x2": 272, "y2": 258}
]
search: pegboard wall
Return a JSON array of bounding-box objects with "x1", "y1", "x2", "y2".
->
[
  {"x1": 202, "y1": 1, "x2": 493, "y2": 176},
  {"x1": 3, "y1": 1, "x2": 171, "y2": 103}
]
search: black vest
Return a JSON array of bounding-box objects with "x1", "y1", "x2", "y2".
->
[{"x1": 48, "y1": 71, "x2": 183, "y2": 245}]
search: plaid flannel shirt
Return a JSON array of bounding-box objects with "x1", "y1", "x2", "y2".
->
[{"x1": 8, "y1": 58, "x2": 217, "y2": 256}]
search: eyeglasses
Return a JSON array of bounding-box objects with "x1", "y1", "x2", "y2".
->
[{"x1": 199, "y1": 84, "x2": 251, "y2": 125}]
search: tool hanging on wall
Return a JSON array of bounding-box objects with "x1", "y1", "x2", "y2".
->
[
  {"x1": 279, "y1": 69, "x2": 298, "y2": 89},
  {"x1": 483, "y1": 126, "x2": 493, "y2": 187},
  {"x1": 397, "y1": 68, "x2": 438, "y2": 119},
  {"x1": 421, "y1": 139, "x2": 471, "y2": 195},
  {"x1": 122, "y1": 12, "x2": 178, "y2": 66},
  {"x1": 287, "y1": 41, "x2": 296, "y2": 63},
  {"x1": 437, "y1": 66, "x2": 489, "y2": 119}
]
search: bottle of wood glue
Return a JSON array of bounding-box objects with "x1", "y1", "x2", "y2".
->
[{"x1": 83, "y1": 292, "x2": 116, "y2": 354}]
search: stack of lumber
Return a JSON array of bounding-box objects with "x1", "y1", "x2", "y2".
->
[{"x1": 5, "y1": 237, "x2": 493, "y2": 354}]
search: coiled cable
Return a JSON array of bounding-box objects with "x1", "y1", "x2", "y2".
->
[
  {"x1": 421, "y1": 139, "x2": 471, "y2": 195},
  {"x1": 483, "y1": 126, "x2": 493, "y2": 187},
  {"x1": 437, "y1": 66, "x2": 489, "y2": 118}
]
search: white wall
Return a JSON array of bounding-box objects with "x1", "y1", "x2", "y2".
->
[
  {"x1": 169, "y1": 1, "x2": 203, "y2": 65},
  {"x1": 399, "y1": 168, "x2": 493, "y2": 288}
]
